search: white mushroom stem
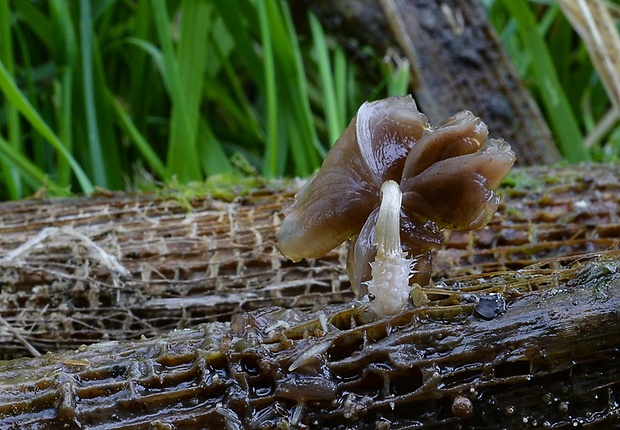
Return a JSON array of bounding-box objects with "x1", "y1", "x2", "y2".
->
[{"x1": 367, "y1": 180, "x2": 414, "y2": 316}]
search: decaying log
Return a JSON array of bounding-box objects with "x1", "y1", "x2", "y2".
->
[
  {"x1": 1, "y1": 165, "x2": 620, "y2": 427},
  {"x1": 0, "y1": 165, "x2": 620, "y2": 360},
  {"x1": 0, "y1": 249, "x2": 619, "y2": 428},
  {"x1": 0, "y1": 179, "x2": 352, "y2": 359},
  {"x1": 299, "y1": 0, "x2": 560, "y2": 165}
]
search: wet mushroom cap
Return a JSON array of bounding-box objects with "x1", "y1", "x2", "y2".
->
[
  {"x1": 277, "y1": 95, "x2": 429, "y2": 262},
  {"x1": 277, "y1": 95, "x2": 516, "y2": 292},
  {"x1": 402, "y1": 110, "x2": 488, "y2": 177},
  {"x1": 401, "y1": 138, "x2": 515, "y2": 230}
]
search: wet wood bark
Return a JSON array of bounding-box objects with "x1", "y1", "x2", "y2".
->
[
  {"x1": 0, "y1": 164, "x2": 620, "y2": 427},
  {"x1": 0, "y1": 165, "x2": 619, "y2": 359},
  {"x1": 0, "y1": 255, "x2": 619, "y2": 429},
  {"x1": 299, "y1": 0, "x2": 561, "y2": 165}
]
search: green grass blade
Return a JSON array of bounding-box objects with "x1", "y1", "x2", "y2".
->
[
  {"x1": 177, "y1": 0, "x2": 224, "y2": 176},
  {"x1": 126, "y1": 0, "x2": 154, "y2": 134},
  {"x1": 80, "y1": 0, "x2": 107, "y2": 186},
  {"x1": 333, "y1": 45, "x2": 348, "y2": 132},
  {"x1": 0, "y1": 134, "x2": 69, "y2": 196},
  {"x1": 123, "y1": 37, "x2": 166, "y2": 86},
  {"x1": 206, "y1": 47, "x2": 263, "y2": 142},
  {"x1": 212, "y1": 0, "x2": 263, "y2": 84},
  {"x1": 49, "y1": 0, "x2": 76, "y2": 187},
  {"x1": 198, "y1": 119, "x2": 233, "y2": 175},
  {"x1": 11, "y1": 1, "x2": 50, "y2": 45},
  {"x1": 256, "y1": 0, "x2": 279, "y2": 177},
  {"x1": 386, "y1": 59, "x2": 410, "y2": 96},
  {"x1": 271, "y1": 0, "x2": 322, "y2": 174},
  {"x1": 205, "y1": 14, "x2": 263, "y2": 143},
  {"x1": 13, "y1": 19, "x2": 46, "y2": 169},
  {"x1": 502, "y1": 0, "x2": 590, "y2": 162},
  {"x1": 214, "y1": 0, "x2": 322, "y2": 176},
  {"x1": 309, "y1": 12, "x2": 341, "y2": 146},
  {"x1": 106, "y1": 90, "x2": 166, "y2": 178},
  {"x1": 0, "y1": 0, "x2": 23, "y2": 198},
  {"x1": 0, "y1": 59, "x2": 94, "y2": 193},
  {"x1": 151, "y1": 0, "x2": 202, "y2": 182}
]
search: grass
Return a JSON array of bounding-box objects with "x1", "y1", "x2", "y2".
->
[
  {"x1": 0, "y1": 1, "x2": 617, "y2": 200},
  {"x1": 498, "y1": 0, "x2": 589, "y2": 163},
  {"x1": 0, "y1": 0, "x2": 407, "y2": 199},
  {"x1": 486, "y1": 0, "x2": 619, "y2": 162}
]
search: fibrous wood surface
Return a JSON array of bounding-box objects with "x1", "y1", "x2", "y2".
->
[
  {"x1": 1, "y1": 165, "x2": 620, "y2": 428},
  {"x1": 0, "y1": 178, "x2": 357, "y2": 359},
  {"x1": 0, "y1": 165, "x2": 619, "y2": 359},
  {"x1": 1, "y1": 254, "x2": 620, "y2": 429}
]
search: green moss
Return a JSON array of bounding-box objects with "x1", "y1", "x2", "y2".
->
[
  {"x1": 542, "y1": 174, "x2": 563, "y2": 185},
  {"x1": 501, "y1": 169, "x2": 543, "y2": 193},
  {"x1": 158, "y1": 174, "x2": 289, "y2": 210},
  {"x1": 573, "y1": 260, "x2": 620, "y2": 304},
  {"x1": 503, "y1": 206, "x2": 526, "y2": 219}
]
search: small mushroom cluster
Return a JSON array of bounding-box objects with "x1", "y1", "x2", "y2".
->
[{"x1": 278, "y1": 95, "x2": 515, "y2": 316}]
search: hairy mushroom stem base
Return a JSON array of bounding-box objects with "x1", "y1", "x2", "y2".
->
[{"x1": 367, "y1": 180, "x2": 414, "y2": 316}]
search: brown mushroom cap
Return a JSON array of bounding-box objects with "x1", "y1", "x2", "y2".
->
[
  {"x1": 402, "y1": 110, "x2": 488, "y2": 177},
  {"x1": 401, "y1": 138, "x2": 515, "y2": 230},
  {"x1": 277, "y1": 95, "x2": 429, "y2": 262},
  {"x1": 277, "y1": 95, "x2": 516, "y2": 293}
]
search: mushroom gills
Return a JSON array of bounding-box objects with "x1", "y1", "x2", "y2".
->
[{"x1": 366, "y1": 180, "x2": 414, "y2": 316}]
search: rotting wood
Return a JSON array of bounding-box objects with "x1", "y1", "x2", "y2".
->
[
  {"x1": 298, "y1": 0, "x2": 560, "y2": 165},
  {"x1": 0, "y1": 165, "x2": 620, "y2": 427},
  {"x1": 0, "y1": 164, "x2": 620, "y2": 359},
  {"x1": 0, "y1": 249, "x2": 619, "y2": 428}
]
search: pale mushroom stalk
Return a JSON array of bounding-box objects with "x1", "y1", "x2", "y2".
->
[{"x1": 366, "y1": 180, "x2": 414, "y2": 316}]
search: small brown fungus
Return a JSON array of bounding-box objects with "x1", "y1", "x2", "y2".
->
[
  {"x1": 277, "y1": 95, "x2": 515, "y2": 316},
  {"x1": 452, "y1": 395, "x2": 474, "y2": 419}
]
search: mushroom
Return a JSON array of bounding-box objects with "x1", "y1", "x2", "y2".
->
[{"x1": 278, "y1": 95, "x2": 515, "y2": 316}]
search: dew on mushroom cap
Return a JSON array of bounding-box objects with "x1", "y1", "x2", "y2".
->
[{"x1": 277, "y1": 95, "x2": 516, "y2": 316}]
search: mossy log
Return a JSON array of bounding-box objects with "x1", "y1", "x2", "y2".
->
[{"x1": 1, "y1": 165, "x2": 620, "y2": 428}]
